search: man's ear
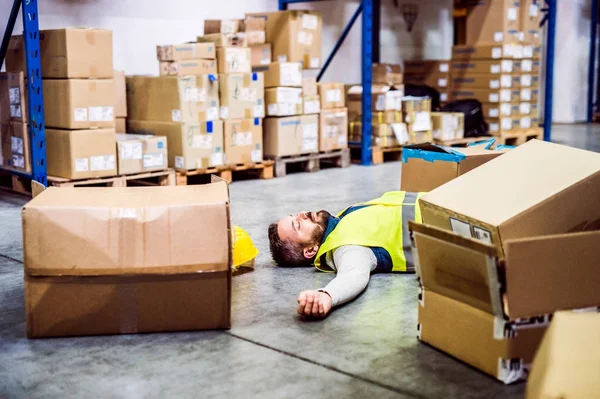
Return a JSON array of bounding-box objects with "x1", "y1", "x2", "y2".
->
[{"x1": 303, "y1": 244, "x2": 319, "y2": 259}]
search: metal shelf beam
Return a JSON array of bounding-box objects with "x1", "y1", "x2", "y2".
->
[
  {"x1": 588, "y1": 0, "x2": 598, "y2": 122},
  {"x1": 543, "y1": 0, "x2": 556, "y2": 142}
]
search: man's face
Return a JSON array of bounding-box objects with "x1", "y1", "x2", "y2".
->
[{"x1": 276, "y1": 210, "x2": 329, "y2": 252}]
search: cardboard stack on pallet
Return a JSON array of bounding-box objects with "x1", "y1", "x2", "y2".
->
[
  {"x1": 450, "y1": 0, "x2": 542, "y2": 139},
  {"x1": 0, "y1": 72, "x2": 29, "y2": 173},
  {"x1": 403, "y1": 60, "x2": 451, "y2": 106},
  {"x1": 5, "y1": 28, "x2": 120, "y2": 180}
]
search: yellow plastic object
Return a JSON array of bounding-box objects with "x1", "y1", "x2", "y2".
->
[{"x1": 232, "y1": 226, "x2": 259, "y2": 269}]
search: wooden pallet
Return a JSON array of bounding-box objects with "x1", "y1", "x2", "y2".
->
[
  {"x1": 266, "y1": 149, "x2": 350, "y2": 177},
  {"x1": 350, "y1": 145, "x2": 403, "y2": 165},
  {"x1": 48, "y1": 169, "x2": 176, "y2": 188},
  {"x1": 496, "y1": 128, "x2": 543, "y2": 147},
  {"x1": 176, "y1": 161, "x2": 274, "y2": 185}
]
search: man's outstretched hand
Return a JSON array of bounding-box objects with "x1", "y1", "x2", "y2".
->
[{"x1": 297, "y1": 290, "x2": 332, "y2": 318}]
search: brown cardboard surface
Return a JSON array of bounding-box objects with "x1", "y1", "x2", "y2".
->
[
  {"x1": 511, "y1": 73, "x2": 540, "y2": 88},
  {"x1": 450, "y1": 88, "x2": 514, "y2": 104},
  {"x1": 487, "y1": 117, "x2": 520, "y2": 134},
  {"x1": 204, "y1": 19, "x2": 242, "y2": 35},
  {"x1": 197, "y1": 32, "x2": 248, "y2": 48},
  {"x1": 114, "y1": 70, "x2": 127, "y2": 118},
  {"x1": 372, "y1": 63, "x2": 403, "y2": 85},
  {"x1": 156, "y1": 43, "x2": 216, "y2": 61},
  {"x1": 263, "y1": 114, "x2": 319, "y2": 157},
  {"x1": 159, "y1": 59, "x2": 218, "y2": 76},
  {"x1": 319, "y1": 108, "x2": 348, "y2": 151},
  {"x1": 520, "y1": 0, "x2": 542, "y2": 45},
  {"x1": 0, "y1": 71, "x2": 27, "y2": 122},
  {"x1": 318, "y1": 83, "x2": 346, "y2": 109},
  {"x1": 349, "y1": 122, "x2": 405, "y2": 147},
  {"x1": 265, "y1": 87, "x2": 303, "y2": 116},
  {"x1": 452, "y1": 44, "x2": 504, "y2": 60},
  {"x1": 431, "y1": 112, "x2": 464, "y2": 141},
  {"x1": 219, "y1": 73, "x2": 265, "y2": 120},
  {"x1": 451, "y1": 59, "x2": 514, "y2": 75},
  {"x1": 116, "y1": 133, "x2": 168, "y2": 175},
  {"x1": 250, "y1": 43, "x2": 271, "y2": 67},
  {"x1": 1, "y1": 121, "x2": 31, "y2": 172},
  {"x1": 303, "y1": 95, "x2": 320, "y2": 115},
  {"x1": 223, "y1": 118, "x2": 263, "y2": 165},
  {"x1": 247, "y1": 10, "x2": 322, "y2": 68},
  {"x1": 513, "y1": 59, "x2": 541, "y2": 73},
  {"x1": 404, "y1": 73, "x2": 449, "y2": 90},
  {"x1": 243, "y1": 16, "x2": 266, "y2": 32},
  {"x1": 465, "y1": 0, "x2": 521, "y2": 45},
  {"x1": 22, "y1": 181, "x2": 231, "y2": 338},
  {"x1": 46, "y1": 128, "x2": 117, "y2": 180},
  {"x1": 303, "y1": 77, "x2": 318, "y2": 96},
  {"x1": 451, "y1": 74, "x2": 516, "y2": 90},
  {"x1": 517, "y1": 87, "x2": 539, "y2": 102},
  {"x1": 418, "y1": 289, "x2": 547, "y2": 384},
  {"x1": 43, "y1": 79, "x2": 115, "y2": 130},
  {"x1": 526, "y1": 312, "x2": 600, "y2": 399},
  {"x1": 127, "y1": 120, "x2": 225, "y2": 170},
  {"x1": 418, "y1": 140, "x2": 600, "y2": 256},
  {"x1": 347, "y1": 85, "x2": 403, "y2": 112},
  {"x1": 217, "y1": 47, "x2": 251, "y2": 74},
  {"x1": 126, "y1": 75, "x2": 219, "y2": 123},
  {"x1": 254, "y1": 62, "x2": 302, "y2": 88},
  {"x1": 7, "y1": 28, "x2": 113, "y2": 79},
  {"x1": 403, "y1": 60, "x2": 450, "y2": 75},
  {"x1": 116, "y1": 117, "x2": 126, "y2": 133}
]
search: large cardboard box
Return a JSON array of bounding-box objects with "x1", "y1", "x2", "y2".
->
[
  {"x1": 21, "y1": 180, "x2": 232, "y2": 338},
  {"x1": 526, "y1": 312, "x2": 600, "y2": 398},
  {"x1": 0, "y1": 72, "x2": 27, "y2": 123},
  {"x1": 265, "y1": 87, "x2": 303, "y2": 116},
  {"x1": 1, "y1": 121, "x2": 30, "y2": 173},
  {"x1": 255, "y1": 62, "x2": 302, "y2": 88},
  {"x1": 217, "y1": 47, "x2": 252, "y2": 74},
  {"x1": 417, "y1": 140, "x2": 600, "y2": 256},
  {"x1": 400, "y1": 143, "x2": 505, "y2": 192},
  {"x1": 43, "y1": 79, "x2": 115, "y2": 129},
  {"x1": 263, "y1": 114, "x2": 319, "y2": 157},
  {"x1": 156, "y1": 43, "x2": 216, "y2": 61},
  {"x1": 450, "y1": 88, "x2": 514, "y2": 104},
  {"x1": 127, "y1": 120, "x2": 225, "y2": 171},
  {"x1": 46, "y1": 128, "x2": 117, "y2": 180},
  {"x1": 6, "y1": 28, "x2": 113, "y2": 79},
  {"x1": 250, "y1": 44, "x2": 271, "y2": 67},
  {"x1": 431, "y1": 112, "x2": 464, "y2": 141},
  {"x1": 319, "y1": 108, "x2": 348, "y2": 151},
  {"x1": 223, "y1": 118, "x2": 263, "y2": 165},
  {"x1": 159, "y1": 60, "x2": 218, "y2": 76},
  {"x1": 116, "y1": 134, "x2": 168, "y2": 175},
  {"x1": 372, "y1": 63, "x2": 403, "y2": 86},
  {"x1": 487, "y1": 117, "x2": 520, "y2": 134},
  {"x1": 219, "y1": 73, "x2": 265, "y2": 120},
  {"x1": 114, "y1": 70, "x2": 127, "y2": 118},
  {"x1": 465, "y1": 0, "x2": 521, "y2": 45},
  {"x1": 451, "y1": 59, "x2": 514, "y2": 75},
  {"x1": 126, "y1": 75, "x2": 219, "y2": 123},
  {"x1": 247, "y1": 10, "x2": 322, "y2": 68}
]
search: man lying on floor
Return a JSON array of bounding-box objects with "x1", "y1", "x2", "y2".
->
[{"x1": 267, "y1": 191, "x2": 425, "y2": 319}]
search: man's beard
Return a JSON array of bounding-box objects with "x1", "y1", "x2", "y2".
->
[{"x1": 308, "y1": 210, "x2": 330, "y2": 244}]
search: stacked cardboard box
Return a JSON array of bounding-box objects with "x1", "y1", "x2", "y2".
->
[
  {"x1": 5, "y1": 28, "x2": 118, "y2": 180},
  {"x1": 403, "y1": 60, "x2": 451, "y2": 105},
  {"x1": 402, "y1": 96, "x2": 433, "y2": 144},
  {"x1": 114, "y1": 70, "x2": 127, "y2": 133},
  {"x1": 318, "y1": 82, "x2": 348, "y2": 152},
  {"x1": 0, "y1": 72, "x2": 29, "y2": 172},
  {"x1": 411, "y1": 140, "x2": 600, "y2": 384}
]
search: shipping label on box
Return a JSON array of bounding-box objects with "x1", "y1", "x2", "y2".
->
[
  {"x1": 224, "y1": 118, "x2": 263, "y2": 165},
  {"x1": 347, "y1": 85, "x2": 403, "y2": 112},
  {"x1": 197, "y1": 32, "x2": 248, "y2": 48},
  {"x1": 159, "y1": 60, "x2": 218, "y2": 76},
  {"x1": 266, "y1": 87, "x2": 303, "y2": 116},
  {"x1": 1, "y1": 121, "x2": 31, "y2": 172},
  {"x1": 319, "y1": 108, "x2": 348, "y2": 151},
  {"x1": 257, "y1": 62, "x2": 303, "y2": 88},
  {"x1": 482, "y1": 102, "x2": 518, "y2": 118},
  {"x1": 116, "y1": 133, "x2": 168, "y2": 175},
  {"x1": 513, "y1": 59, "x2": 540, "y2": 73},
  {"x1": 157, "y1": 43, "x2": 216, "y2": 61},
  {"x1": 487, "y1": 117, "x2": 520, "y2": 134},
  {"x1": 0, "y1": 72, "x2": 28, "y2": 123},
  {"x1": 219, "y1": 73, "x2": 265, "y2": 120},
  {"x1": 250, "y1": 43, "x2": 271, "y2": 67},
  {"x1": 217, "y1": 47, "x2": 251, "y2": 74},
  {"x1": 303, "y1": 95, "x2": 320, "y2": 114}
]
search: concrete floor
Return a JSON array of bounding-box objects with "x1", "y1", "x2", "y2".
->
[{"x1": 1, "y1": 124, "x2": 599, "y2": 398}]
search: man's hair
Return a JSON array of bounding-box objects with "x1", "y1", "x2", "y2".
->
[{"x1": 268, "y1": 223, "x2": 314, "y2": 267}]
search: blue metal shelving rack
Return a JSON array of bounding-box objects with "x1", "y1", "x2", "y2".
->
[{"x1": 1, "y1": 0, "x2": 47, "y2": 187}]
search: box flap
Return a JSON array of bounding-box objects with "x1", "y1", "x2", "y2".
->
[
  {"x1": 23, "y1": 182, "x2": 231, "y2": 276},
  {"x1": 410, "y1": 221, "x2": 502, "y2": 317},
  {"x1": 503, "y1": 230, "x2": 600, "y2": 319},
  {"x1": 420, "y1": 140, "x2": 600, "y2": 227},
  {"x1": 402, "y1": 143, "x2": 467, "y2": 163}
]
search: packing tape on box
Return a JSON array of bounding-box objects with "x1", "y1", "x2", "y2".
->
[
  {"x1": 401, "y1": 146, "x2": 466, "y2": 163},
  {"x1": 467, "y1": 137, "x2": 496, "y2": 150}
]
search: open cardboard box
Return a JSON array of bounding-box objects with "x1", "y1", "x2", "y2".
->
[{"x1": 23, "y1": 176, "x2": 232, "y2": 338}]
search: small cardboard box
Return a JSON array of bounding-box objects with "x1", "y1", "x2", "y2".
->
[
  {"x1": 402, "y1": 96, "x2": 431, "y2": 125},
  {"x1": 247, "y1": 10, "x2": 322, "y2": 68},
  {"x1": 263, "y1": 114, "x2": 319, "y2": 157},
  {"x1": 114, "y1": 70, "x2": 127, "y2": 118},
  {"x1": 204, "y1": 19, "x2": 242, "y2": 35},
  {"x1": 417, "y1": 140, "x2": 600, "y2": 256},
  {"x1": 431, "y1": 112, "x2": 464, "y2": 141},
  {"x1": 303, "y1": 95, "x2": 320, "y2": 115},
  {"x1": 265, "y1": 87, "x2": 303, "y2": 116},
  {"x1": 46, "y1": 128, "x2": 117, "y2": 180},
  {"x1": 1, "y1": 121, "x2": 31, "y2": 173},
  {"x1": 6, "y1": 28, "x2": 113, "y2": 79},
  {"x1": 319, "y1": 108, "x2": 348, "y2": 151},
  {"x1": 452, "y1": 44, "x2": 504, "y2": 60},
  {"x1": 302, "y1": 77, "x2": 318, "y2": 96},
  {"x1": 465, "y1": 0, "x2": 521, "y2": 45},
  {"x1": 197, "y1": 32, "x2": 248, "y2": 48},
  {"x1": 450, "y1": 88, "x2": 514, "y2": 104},
  {"x1": 318, "y1": 83, "x2": 346, "y2": 110},
  {"x1": 347, "y1": 85, "x2": 403, "y2": 112},
  {"x1": 250, "y1": 44, "x2": 271, "y2": 67},
  {"x1": 400, "y1": 143, "x2": 506, "y2": 192},
  {"x1": 43, "y1": 79, "x2": 115, "y2": 130},
  {"x1": 116, "y1": 117, "x2": 126, "y2": 133},
  {"x1": 223, "y1": 118, "x2": 263, "y2": 165},
  {"x1": 451, "y1": 59, "x2": 514, "y2": 75},
  {"x1": 255, "y1": 62, "x2": 303, "y2": 88},
  {"x1": 450, "y1": 74, "x2": 515, "y2": 90},
  {"x1": 526, "y1": 312, "x2": 600, "y2": 398},
  {"x1": 127, "y1": 120, "x2": 225, "y2": 171},
  {"x1": 159, "y1": 59, "x2": 218, "y2": 76},
  {"x1": 22, "y1": 180, "x2": 232, "y2": 338},
  {"x1": 0, "y1": 71, "x2": 27, "y2": 123},
  {"x1": 403, "y1": 60, "x2": 450, "y2": 75},
  {"x1": 217, "y1": 47, "x2": 251, "y2": 74},
  {"x1": 219, "y1": 72, "x2": 265, "y2": 120},
  {"x1": 372, "y1": 63, "x2": 403, "y2": 86},
  {"x1": 156, "y1": 43, "x2": 216, "y2": 61},
  {"x1": 127, "y1": 75, "x2": 219, "y2": 123},
  {"x1": 116, "y1": 133, "x2": 168, "y2": 175}
]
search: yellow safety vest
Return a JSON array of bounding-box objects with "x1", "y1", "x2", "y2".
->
[{"x1": 314, "y1": 191, "x2": 425, "y2": 273}]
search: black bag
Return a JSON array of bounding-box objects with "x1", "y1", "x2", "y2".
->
[
  {"x1": 403, "y1": 84, "x2": 441, "y2": 111},
  {"x1": 440, "y1": 99, "x2": 490, "y2": 138}
]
